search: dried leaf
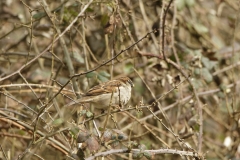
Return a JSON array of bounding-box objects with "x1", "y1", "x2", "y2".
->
[
  {"x1": 86, "y1": 137, "x2": 100, "y2": 152},
  {"x1": 104, "y1": 14, "x2": 121, "y2": 34}
]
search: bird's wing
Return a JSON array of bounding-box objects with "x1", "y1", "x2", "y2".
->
[{"x1": 84, "y1": 80, "x2": 121, "y2": 96}]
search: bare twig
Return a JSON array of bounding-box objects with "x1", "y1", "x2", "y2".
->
[
  {"x1": 162, "y1": 0, "x2": 173, "y2": 60},
  {"x1": 85, "y1": 148, "x2": 199, "y2": 160}
]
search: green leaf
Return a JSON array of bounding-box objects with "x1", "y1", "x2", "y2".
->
[
  {"x1": 70, "y1": 127, "x2": 80, "y2": 137},
  {"x1": 63, "y1": 8, "x2": 78, "y2": 22},
  {"x1": 186, "y1": 0, "x2": 195, "y2": 7},
  {"x1": 29, "y1": 69, "x2": 51, "y2": 83},
  {"x1": 143, "y1": 152, "x2": 152, "y2": 160},
  {"x1": 194, "y1": 68, "x2": 201, "y2": 75},
  {"x1": 132, "y1": 151, "x2": 144, "y2": 159},
  {"x1": 220, "y1": 84, "x2": 228, "y2": 92},
  {"x1": 86, "y1": 7, "x2": 94, "y2": 12},
  {"x1": 123, "y1": 63, "x2": 134, "y2": 74},
  {"x1": 202, "y1": 57, "x2": 217, "y2": 70},
  {"x1": 202, "y1": 68, "x2": 213, "y2": 83},
  {"x1": 86, "y1": 111, "x2": 93, "y2": 118},
  {"x1": 99, "y1": 127, "x2": 104, "y2": 131},
  {"x1": 99, "y1": 71, "x2": 110, "y2": 77},
  {"x1": 193, "y1": 23, "x2": 208, "y2": 34},
  {"x1": 79, "y1": 110, "x2": 87, "y2": 116},
  {"x1": 133, "y1": 78, "x2": 145, "y2": 95},
  {"x1": 86, "y1": 72, "x2": 96, "y2": 78},
  {"x1": 97, "y1": 74, "x2": 109, "y2": 82},
  {"x1": 176, "y1": 0, "x2": 186, "y2": 11},
  {"x1": 52, "y1": 118, "x2": 64, "y2": 126},
  {"x1": 33, "y1": 12, "x2": 46, "y2": 19},
  {"x1": 190, "y1": 49, "x2": 202, "y2": 57},
  {"x1": 72, "y1": 52, "x2": 84, "y2": 64},
  {"x1": 101, "y1": 14, "x2": 109, "y2": 26},
  {"x1": 191, "y1": 78, "x2": 203, "y2": 89},
  {"x1": 18, "y1": 130, "x2": 26, "y2": 135}
]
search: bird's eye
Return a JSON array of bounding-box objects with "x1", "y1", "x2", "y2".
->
[{"x1": 128, "y1": 79, "x2": 134, "y2": 87}]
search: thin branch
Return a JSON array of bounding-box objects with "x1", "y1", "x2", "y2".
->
[
  {"x1": 162, "y1": 0, "x2": 174, "y2": 60},
  {"x1": 85, "y1": 148, "x2": 199, "y2": 160}
]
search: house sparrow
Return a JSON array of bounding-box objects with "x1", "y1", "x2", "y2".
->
[{"x1": 65, "y1": 77, "x2": 134, "y2": 109}]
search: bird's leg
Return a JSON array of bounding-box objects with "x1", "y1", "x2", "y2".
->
[{"x1": 117, "y1": 86, "x2": 122, "y2": 107}]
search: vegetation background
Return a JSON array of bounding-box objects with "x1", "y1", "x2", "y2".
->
[{"x1": 0, "y1": 0, "x2": 239, "y2": 159}]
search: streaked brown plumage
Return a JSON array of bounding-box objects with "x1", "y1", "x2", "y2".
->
[{"x1": 65, "y1": 77, "x2": 133, "y2": 109}]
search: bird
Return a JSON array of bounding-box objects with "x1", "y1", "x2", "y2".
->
[{"x1": 65, "y1": 77, "x2": 134, "y2": 109}]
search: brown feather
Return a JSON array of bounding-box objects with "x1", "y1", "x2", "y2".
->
[
  {"x1": 84, "y1": 80, "x2": 122, "y2": 96},
  {"x1": 65, "y1": 77, "x2": 133, "y2": 109}
]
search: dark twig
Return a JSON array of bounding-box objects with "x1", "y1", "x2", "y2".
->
[
  {"x1": 0, "y1": 145, "x2": 8, "y2": 160},
  {"x1": 162, "y1": 0, "x2": 174, "y2": 60}
]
